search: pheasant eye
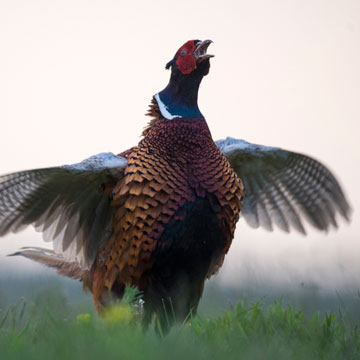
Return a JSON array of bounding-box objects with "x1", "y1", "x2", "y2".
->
[{"x1": 180, "y1": 49, "x2": 187, "y2": 56}]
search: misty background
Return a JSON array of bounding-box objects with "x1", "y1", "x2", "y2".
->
[{"x1": 0, "y1": 0, "x2": 359, "y2": 310}]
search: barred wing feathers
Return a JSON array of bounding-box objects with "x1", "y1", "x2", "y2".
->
[
  {"x1": 0, "y1": 153, "x2": 128, "y2": 268},
  {"x1": 216, "y1": 137, "x2": 351, "y2": 234}
]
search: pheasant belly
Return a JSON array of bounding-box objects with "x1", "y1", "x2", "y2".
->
[
  {"x1": 145, "y1": 194, "x2": 230, "y2": 324},
  {"x1": 93, "y1": 181, "x2": 239, "y2": 331}
]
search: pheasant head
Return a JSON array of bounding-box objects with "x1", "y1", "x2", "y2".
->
[
  {"x1": 155, "y1": 40, "x2": 214, "y2": 120},
  {"x1": 166, "y1": 39, "x2": 214, "y2": 76}
]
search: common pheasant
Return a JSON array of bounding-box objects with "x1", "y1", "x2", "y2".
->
[{"x1": 0, "y1": 40, "x2": 351, "y2": 333}]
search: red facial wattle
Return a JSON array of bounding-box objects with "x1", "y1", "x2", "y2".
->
[{"x1": 175, "y1": 40, "x2": 198, "y2": 75}]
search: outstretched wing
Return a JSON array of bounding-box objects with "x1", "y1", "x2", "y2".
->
[
  {"x1": 0, "y1": 152, "x2": 128, "y2": 268},
  {"x1": 216, "y1": 137, "x2": 351, "y2": 234}
]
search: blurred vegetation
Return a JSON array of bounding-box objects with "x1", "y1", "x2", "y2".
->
[{"x1": 1, "y1": 275, "x2": 360, "y2": 359}]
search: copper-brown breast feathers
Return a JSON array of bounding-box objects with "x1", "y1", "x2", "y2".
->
[
  {"x1": 101, "y1": 146, "x2": 190, "y2": 287},
  {"x1": 101, "y1": 124, "x2": 244, "y2": 289}
]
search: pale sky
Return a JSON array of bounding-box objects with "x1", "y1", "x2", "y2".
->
[{"x1": 0, "y1": 0, "x2": 359, "y2": 291}]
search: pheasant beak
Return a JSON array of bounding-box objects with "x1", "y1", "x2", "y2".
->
[{"x1": 194, "y1": 40, "x2": 214, "y2": 62}]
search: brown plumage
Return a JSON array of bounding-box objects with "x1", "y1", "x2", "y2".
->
[
  {"x1": 0, "y1": 39, "x2": 351, "y2": 334},
  {"x1": 92, "y1": 112, "x2": 244, "y2": 326}
]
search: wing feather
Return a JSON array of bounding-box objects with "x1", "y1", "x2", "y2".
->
[
  {"x1": 0, "y1": 152, "x2": 127, "y2": 268},
  {"x1": 216, "y1": 137, "x2": 351, "y2": 234},
  {"x1": 250, "y1": 175, "x2": 273, "y2": 231},
  {"x1": 256, "y1": 172, "x2": 290, "y2": 233}
]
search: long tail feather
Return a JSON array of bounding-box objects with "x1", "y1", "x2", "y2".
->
[{"x1": 8, "y1": 247, "x2": 84, "y2": 279}]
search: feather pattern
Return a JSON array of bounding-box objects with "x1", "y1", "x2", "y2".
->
[
  {"x1": 97, "y1": 119, "x2": 244, "y2": 292},
  {"x1": 8, "y1": 247, "x2": 84, "y2": 279},
  {"x1": 0, "y1": 153, "x2": 127, "y2": 268},
  {"x1": 216, "y1": 137, "x2": 351, "y2": 234}
]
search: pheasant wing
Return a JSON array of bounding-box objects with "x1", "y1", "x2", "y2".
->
[
  {"x1": 0, "y1": 152, "x2": 127, "y2": 268},
  {"x1": 216, "y1": 137, "x2": 351, "y2": 234}
]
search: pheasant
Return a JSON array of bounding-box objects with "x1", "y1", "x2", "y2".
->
[{"x1": 0, "y1": 40, "x2": 351, "y2": 333}]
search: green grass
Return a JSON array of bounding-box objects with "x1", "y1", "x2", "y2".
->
[{"x1": 1, "y1": 285, "x2": 360, "y2": 360}]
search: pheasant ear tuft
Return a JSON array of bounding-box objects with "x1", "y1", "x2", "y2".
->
[{"x1": 165, "y1": 59, "x2": 174, "y2": 70}]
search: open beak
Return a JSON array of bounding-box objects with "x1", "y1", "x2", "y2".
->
[{"x1": 194, "y1": 40, "x2": 214, "y2": 62}]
